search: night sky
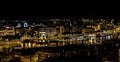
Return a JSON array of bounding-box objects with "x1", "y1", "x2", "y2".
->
[
  {"x1": 1, "y1": 1, "x2": 120, "y2": 20},
  {"x1": 0, "y1": 0, "x2": 8, "y2": 8}
]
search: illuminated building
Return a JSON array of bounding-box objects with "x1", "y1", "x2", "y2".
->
[
  {"x1": 39, "y1": 32, "x2": 46, "y2": 40},
  {"x1": 82, "y1": 27, "x2": 95, "y2": 34},
  {"x1": 0, "y1": 27, "x2": 5, "y2": 36},
  {"x1": 6, "y1": 26, "x2": 15, "y2": 35},
  {"x1": 0, "y1": 26, "x2": 15, "y2": 36},
  {"x1": 97, "y1": 23, "x2": 101, "y2": 30},
  {"x1": 21, "y1": 39, "x2": 37, "y2": 48},
  {"x1": 39, "y1": 28, "x2": 57, "y2": 37},
  {"x1": 76, "y1": 35, "x2": 84, "y2": 41},
  {"x1": 82, "y1": 18, "x2": 90, "y2": 23},
  {"x1": 59, "y1": 26, "x2": 64, "y2": 35},
  {"x1": 15, "y1": 23, "x2": 22, "y2": 34},
  {"x1": 100, "y1": 20, "x2": 114, "y2": 30},
  {"x1": 88, "y1": 34, "x2": 96, "y2": 44},
  {"x1": 116, "y1": 26, "x2": 120, "y2": 31}
]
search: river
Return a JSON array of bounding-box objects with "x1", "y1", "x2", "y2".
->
[{"x1": 0, "y1": 39, "x2": 120, "y2": 62}]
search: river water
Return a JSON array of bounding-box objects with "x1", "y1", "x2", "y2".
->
[{"x1": 0, "y1": 39, "x2": 120, "y2": 62}]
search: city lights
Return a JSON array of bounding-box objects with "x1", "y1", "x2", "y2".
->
[{"x1": 0, "y1": 18, "x2": 120, "y2": 62}]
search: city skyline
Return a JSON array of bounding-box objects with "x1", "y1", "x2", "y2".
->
[{"x1": 0, "y1": 18, "x2": 120, "y2": 62}]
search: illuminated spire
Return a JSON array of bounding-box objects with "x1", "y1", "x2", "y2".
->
[{"x1": 16, "y1": 23, "x2": 22, "y2": 28}]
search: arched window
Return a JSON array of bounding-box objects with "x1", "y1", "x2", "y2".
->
[{"x1": 24, "y1": 22, "x2": 28, "y2": 27}]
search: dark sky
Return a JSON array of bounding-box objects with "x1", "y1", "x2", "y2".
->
[
  {"x1": 1, "y1": 1, "x2": 120, "y2": 19},
  {"x1": 111, "y1": 1, "x2": 120, "y2": 9},
  {"x1": 0, "y1": 0, "x2": 8, "y2": 8},
  {"x1": 5, "y1": 0, "x2": 120, "y2": 9}
]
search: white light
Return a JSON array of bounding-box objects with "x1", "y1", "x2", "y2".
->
[
  {"x1": 43, "y1": 40, "x2": 45, "y2": 42},
  {"x1": 28, "y1": 42, "x2": 31, "y2": 48},
  {"x1": 107, "y1": 36, "x2": 111, "y2": 39},
  {"x1": 24, "y1": 22, "x2": 28, "y2": 27}
]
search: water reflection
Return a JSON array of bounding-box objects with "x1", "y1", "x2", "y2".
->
[{"x1": 0, "y1": 39, "x2": 120, "y2": 62}]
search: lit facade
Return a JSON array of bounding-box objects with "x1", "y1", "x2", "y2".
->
[
  {"x1": 39, "y1": 28, "x2": 57, "y2": 37},
  {"x1": 0, "y1": 26, "x2": 15, "y2": 36}
]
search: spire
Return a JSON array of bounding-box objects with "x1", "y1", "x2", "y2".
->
[{"x1": 16, "y1": 23, "x2": 22, "y2": 28}]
